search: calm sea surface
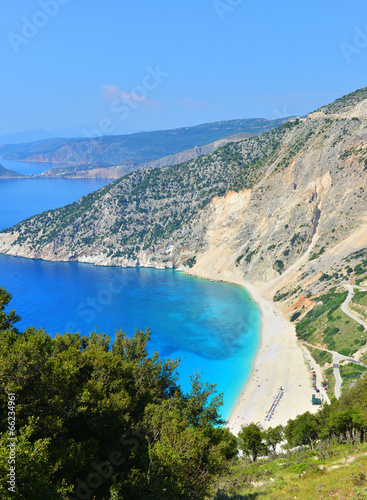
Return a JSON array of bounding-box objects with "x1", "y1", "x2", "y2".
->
[{"x1": 0, "y1": 158, "x2": 261, "y2": 419}]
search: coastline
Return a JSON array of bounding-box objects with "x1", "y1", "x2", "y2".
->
[
  {"x1": 185, "y1": 266, "x2": 330, "y2": 434},
  {"x1": 227, "y1": 281, "x2": 330, "y2": 434},
  {"x1": 0, "y1": 249, "x2": 330, "y2": 432}
]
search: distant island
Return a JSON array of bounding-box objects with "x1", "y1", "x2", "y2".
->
[
  {"x1": 0, "y1": 117, "x2": 290, "y2": 179},
  {"x1": 0, "y1": 163, "x2": 27, "y2": 178}
]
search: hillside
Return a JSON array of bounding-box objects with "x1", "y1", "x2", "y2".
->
[
  {"x1": 0, "y1": 163, "x2": 27, "y2": 178},
  {"x1": 1, "y1": 88, "x2": 367, "y2": 275},
  {"x1": 0, "y1": 122, "x2": 293, "y2": 264},
  {"x1": 2, "y1": 87, "x2": 367, "y2": 378},
  {"x1": 0, "y1": 118, "x2": 290, "y2": 176}
]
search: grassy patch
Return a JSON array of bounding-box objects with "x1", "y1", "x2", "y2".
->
[
  {"x1": 340, "y1": 362, "x2": 367, "y2": 393},
  {"x1": 212, "y1": 443, "x2": 367, "y2": 499},
  {"x1": 349, "y1": 290, "x2": 367, "y2": 324},
  {"x1": 353, "y1": 290, "x2": 367, "y2": 305},
  {"x1": 296, "y1": 288, "x2": 365, "y2": 355},
  {"x1": 324, "y1": 367, "x2": 336, "y2": 400},
  {"x1": 307, "y1": 346, "x2": 332, "y2": 367},
  {"x1": 360, "y1": 350, "x2": 367, "y2": 365}
]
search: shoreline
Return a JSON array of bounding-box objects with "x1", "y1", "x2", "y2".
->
[
  {"x1": 0, "y1": 250, "x2": 329, "y2": 431},
  {"x1": 226, "y1": 281, "x2": 330, "y2": 434},
  {"x1": 184, "y1": 265, "x2": 330, "y2": 434}
]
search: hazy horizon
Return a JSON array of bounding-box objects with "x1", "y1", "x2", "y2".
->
[{"x1": 1, "y1": 1, "x2": 366, "y2": 138}]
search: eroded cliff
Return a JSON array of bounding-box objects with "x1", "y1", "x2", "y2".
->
[{"x1": 2, "y1": 88, "x2": 367, "y2": 305}]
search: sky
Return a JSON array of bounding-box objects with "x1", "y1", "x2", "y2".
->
[{"x1": 0, "y1": 0, "x2": 367, "y2": 138}]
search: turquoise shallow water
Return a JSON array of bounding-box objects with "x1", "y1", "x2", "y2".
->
[
  {"x1": 0, "y1": 160, "x2": 261, "y2": 420},
  {"x1": 0, "y1": 256, "x2": 261, "y2": 419}
]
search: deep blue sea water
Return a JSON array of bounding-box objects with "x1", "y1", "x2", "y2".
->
[
  {"x1": 0, "y1": 159, "x2": 111, "y2": 229},
  {"x1": 0, "y1": 159, "x2": 261, "y2": 420},
  {"x1": 0, "y1": 158, "x2": 58, "y2": 176}
]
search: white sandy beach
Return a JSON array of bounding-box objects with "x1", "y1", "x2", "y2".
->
[
  {"x1": 188, "y1": 265, "x2": 330, "y2": 435},
  {"x1": 227, "y1": 282, "x2": 330, "y2": 435},
  {"x1": 183, "y1": 189, "x2": 330, "y2": 434}
]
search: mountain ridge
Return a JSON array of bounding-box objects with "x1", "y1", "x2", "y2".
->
[
  {"x1": 2, "y1": 87, "x2": 367, "y2": 304},
  {"x1": 32, "y1": 131, "x2": 269, "y2": 180},
  {"x1": 0, "y1": 117, "x2": 291, "y2": 177}
]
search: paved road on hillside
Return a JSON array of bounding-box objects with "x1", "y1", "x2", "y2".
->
[
  {"x1": 341, "y1": 285, "x2": 367, "y2": 330},
  {"x1": 304, "y1": 284, "x2": 367, "y2": 398},
  {"x1": 303, "y1": 340, "x2": 366, "y2": 399}
]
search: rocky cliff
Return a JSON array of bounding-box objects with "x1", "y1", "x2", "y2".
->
[{"x1": 2, "y1": 87, "x2": 367, "y2": 306}]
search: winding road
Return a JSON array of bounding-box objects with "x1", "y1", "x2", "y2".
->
[
  {"x1": 341, "y1": 285, "x2": 367, "y2": 330},
  {"x1": 303, "y1": 284, "x2": 367, "y2": 398}
]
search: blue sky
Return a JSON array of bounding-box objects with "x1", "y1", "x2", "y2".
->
[{"x1": 1, "y1": 0, "x2": 367, "y2": 136}]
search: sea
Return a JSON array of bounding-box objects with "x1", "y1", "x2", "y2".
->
[{"x1": 0, "y1": 158, "x2": 261, "y2": 420}]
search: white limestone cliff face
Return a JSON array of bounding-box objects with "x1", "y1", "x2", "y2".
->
[{"x1": 2, "y1": 98, "x2": 367, "y2": 297}]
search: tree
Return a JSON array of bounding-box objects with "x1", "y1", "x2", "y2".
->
[
  {"x1": 181, "y1": 373, "x2": 224, "y2": 428},
  {"x1": 328, "y1": 409, "x2": 353, "y2": 442},
  {"x1": 144, "y1": 403, "x2": 228, "y2": 499},
  {"x1": 238, "y1": 423, "x2": 266, "y2": 462},
  {"x1": 264, "y1": 425, "x2": 283, "y2": 454},
  {"x1": 285, "y1": 412, "x2": 319, "y2": 450},
  {"x1": 204, "y1": 427, "x2": 238, "y2": 460},
  {"x1": 0, "y1": 287, "x2": 20, "y2": 332}
]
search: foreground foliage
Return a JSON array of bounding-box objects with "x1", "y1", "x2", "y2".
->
[
  {"x1": 1, "y1": 285, "x2": 367, "y2": 499},
  {"x1": 0, "y1": 288, "x2": 236, "y2": 499}
]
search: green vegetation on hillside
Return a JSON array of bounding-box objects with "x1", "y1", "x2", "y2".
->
[
  {"x1": 350, "y1": 289, "x2": 367, "y2": 323},
  {"x1": 283, "y1": 248, "x2": 367, "y2": 368},
  {"x1": 0, "y1": 164, "x2": 26, "y2": 178},
  {"x1": 324, "y1": 366, "x2": 336, "y2": 398},
  {"x1": 0, "y1": 117, "x2": 289, "y2": 169},
  {"x1": 306, "y1": 346, "x2": 332, "y2": 366},
  {"x1": 4, "y1": 124, "x2": 290, "y2": 258},
  {"x1": 340, "y1": 362, "x2": 367, "y2": 393},
  {"x1": 295, "y1": 288, "x2": 367, "y2": 356},
  {"x1": 213, "y1": 443, "x2": 367, "y2": 499}
]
